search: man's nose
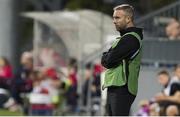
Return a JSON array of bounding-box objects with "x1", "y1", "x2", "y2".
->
[{"x1": 113, "y1": 20, "x2": 116, "y2": 24}]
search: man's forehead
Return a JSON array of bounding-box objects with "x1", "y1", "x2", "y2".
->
[{"x1": 113, "y1": 10, "x2": 125, "y2": 16}]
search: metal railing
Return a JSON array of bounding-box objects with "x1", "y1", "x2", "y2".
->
[
  {"x1": 135, "y1": 1, "x2": 180, "y2": 38},
  {"x1": 82, "y1": 37, "x2": 180, "y2": 67},
  {"x1": 141, "y1": 38, "x2": 180, "y2": 66}
]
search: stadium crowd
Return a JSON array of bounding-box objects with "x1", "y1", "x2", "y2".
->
[
  {"x1": 136, "y1": 65, "x2": 180, "y2": 116},
  {"x1": 0, "y1": 50, "x2": 103, "y2": 116}
]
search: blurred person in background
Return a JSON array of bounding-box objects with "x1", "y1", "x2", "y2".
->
[
  {"x1": 65, "y1": 57, "x2": 78, "y2": 113},
  {"x1": 0, "y1": 57, "x2": 13, "y2": 90},
  {"x1": 29, "y1": 68, "x2": 60, "y2": 116},
  {"x1": 101, "y1": 4, "x2": 143, "y2": 116},
  {"x1": 157, "y1": 70, "x2": 171, "y2": 96},
  {"x1": 92, "y1": 63, "x2": 103, "y2": 98},
  {"x1": 155, "y1": 91, "x2": 180, "y2": 116},
  {"x1": 149, "y1": 103, "x2": 160, "y2": 116},
  {"x1": 170, "y1": 64, "x2": 180, "y2": 95},
  {"x1": 165, "y1": 18, "x2": 180, "y2": 40},
  {"x1": 10, "y1": 51, "x2": 34, "y2": 113},
  {"x1": 0, "y1": 57, "x2": 13, "y2": 109},
  {"x1": 135, "y1": 70, "x2": 170, "y2": 116},
  {"x1": 91, "y1": 63, "x2": 103, "y2": 115},
  {"x1": 135, "y1": 99, "x2": 150, "y2": 116},
  {"x1": 82, "y1": 62, "x2": 92, "y2": 107},
  {"x1": 155, "y1": 65, "x2": 180, "y2": 115},
  {"x1": 81, "y1": 62, "x2": 103, "y2": 115},
  {"x1": 155, "y1": 65, "x2": 180, "y2": 99}
]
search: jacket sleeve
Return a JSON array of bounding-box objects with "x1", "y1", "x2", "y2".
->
[
  {"x1": 170, "y1": 83, "x2": 180, "y2": 95},
  {"x1": 101, "y1": 35, "x2": 140, "y2": 69}
]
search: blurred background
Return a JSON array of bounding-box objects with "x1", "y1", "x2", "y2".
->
[{"x1": 0, "y1": 0, "x2": 180, "y2": 116}]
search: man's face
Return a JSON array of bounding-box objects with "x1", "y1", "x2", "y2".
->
[
  {"x1": 113, "y1": 10, "x2": 128, "y2": 31},
  {"x1": 21, "y1": 57, "x2": 33, "y2": 69},
  {"x1": 158, "y1": 74, "x2": 169, "y2": 86}
]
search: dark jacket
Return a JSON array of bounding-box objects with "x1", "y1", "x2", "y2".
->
[{"x1": 101, "y1": 27, "x2": 143, "y2": 69}]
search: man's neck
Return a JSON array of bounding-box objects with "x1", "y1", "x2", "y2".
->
[{"x1": 126, "y1": 22, "x2": 134, "y2": 28}]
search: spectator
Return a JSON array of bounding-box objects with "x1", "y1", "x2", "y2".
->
[
  {"x1": 66, "y1": 57, "x2": 78, "y2": 112},
  {"x1": 157, "y1": 70, "x2": 171, "y2": 96},
  {"x1": 82, "y1": 62, "x2": 92, "y2": 107},
  {"x1": 149, "y1": 103, "x2": 160, "y2": 116},
  {"x1": 154, "y1": 65, "x2": 180, "y2": 115},
  {"x1": 29, "y1": 70, "x2": 58, "y2": 116},
  {"x1": 170, "y1": 64, "x2": 180, "y2": 95},
  {"x1": 137, "y1": 66, "x2": 180, "y2": 116},
  {"x1": 135, "y1": 99, "x2": 150, "y2": 116},
  {"x1": 154, "y1": 68, "x2": 180, "y2": 100},
  {"x1": 0, "y1": 57, "x2": 13, "y2": 109},
  {"x1": 165, "y1": 18, "x2": 180, "y2": 40},
  {"x1": 0, "y1": 57, "x2": 13, "y2": 78},
  {"x1": 10, "y1": 51, "x2": 34, "y2": 113},
  {"x1": 0, "y1": 57, "x2": 13, "y2": 90},
  {"x1": 92, "y1": 63, "x2": 103, "y2": 97}
]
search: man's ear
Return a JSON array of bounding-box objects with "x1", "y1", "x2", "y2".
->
[{"x1": 126, "y1": 16, "x2": 131, "y2": 24}]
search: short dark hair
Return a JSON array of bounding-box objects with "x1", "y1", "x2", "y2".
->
[
  {"x1": 158, "y1": 70, "x2": 169, "y2": 77},
  {"x1": 113, "y1": 4, "x2": 134, "y2": 20},
  {"x1": 174, "y1": 64, "x2": 180, "y2": 71}
]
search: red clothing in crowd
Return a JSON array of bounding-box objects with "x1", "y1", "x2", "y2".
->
[
  {"x1": 45, "y1": 68, "x2": 58, "y2": 80},
  {"x1": 0, "y1": 65, "x2": 13, "y2": 78},
  {"x1": 69, "y1": 72, "x2": 77, "y2": 87},
  {"x1": 93, "y1": 63, "x2": 104, "y2": 76}
]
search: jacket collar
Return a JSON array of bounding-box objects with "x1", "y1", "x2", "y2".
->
[{"x1": 119, "y1": 27, "x2": 142, "y2": 36}]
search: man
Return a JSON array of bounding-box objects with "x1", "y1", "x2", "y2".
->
[
  {"x1": 101, "y1": 4, "x2": 143, "y2": 116},
  {"x1": 155, "y1": 65, "x2": 180, "y2": 115},
  {"x1": 157, "y1": 70, "x2": 170, "y2": 96}
]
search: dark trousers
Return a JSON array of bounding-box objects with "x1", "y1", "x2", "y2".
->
[{"x1": 106, "y1": 85, "x2": 136, "y2": 116}]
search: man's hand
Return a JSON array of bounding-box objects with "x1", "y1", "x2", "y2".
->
[{"x1": 154, "y1": 93, "x2": 166, "y2": 102}]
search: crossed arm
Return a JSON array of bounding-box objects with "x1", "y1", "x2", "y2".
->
[
  {"x1": 155, "y1": 91, "x2": 180, "y2": 104},
  {"x1": 101, "y1": 35, "x2": 140, "y2": 69}
]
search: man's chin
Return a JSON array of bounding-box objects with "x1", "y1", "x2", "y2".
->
[
  {"x1": 115, "y1": 27, "x2": 120, "y2": 31},
  {"x1": 116, "y1": 28, "x2": 120, "y2": 31}
]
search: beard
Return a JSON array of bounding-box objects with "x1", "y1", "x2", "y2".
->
[{"x1": 115, "y1": 24, "x2": 126, "y2": 31}]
